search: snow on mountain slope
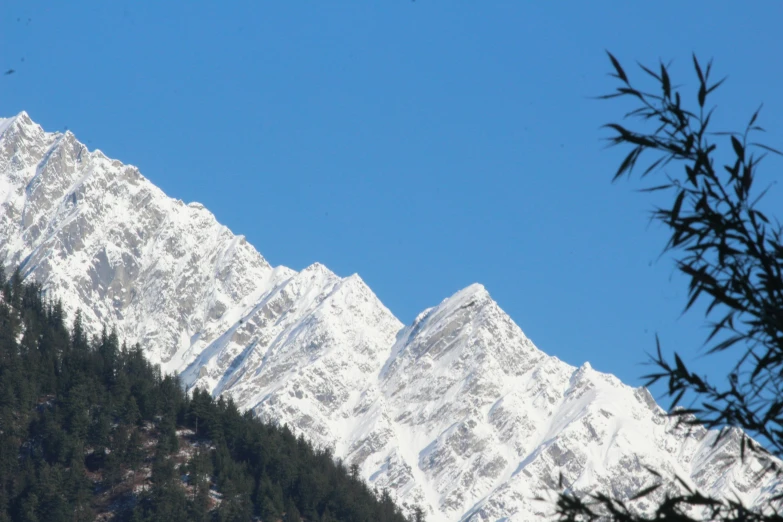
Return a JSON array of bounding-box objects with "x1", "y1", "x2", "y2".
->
[{"x1": 1, "y1": 112, "x2": 780, "y2": 521}]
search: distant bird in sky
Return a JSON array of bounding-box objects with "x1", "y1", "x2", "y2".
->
[{"x1": 4, "y1": 69, "x2": 15, "y2": 76}]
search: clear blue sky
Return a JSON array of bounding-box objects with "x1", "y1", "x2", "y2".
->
[{"x1": 2, "y1": 2, "x2": 783, "y2": 396}]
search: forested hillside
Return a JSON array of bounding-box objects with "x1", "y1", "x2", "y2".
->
[{"x1": 0, "y1": 266, "x2": 413, "y2": 522}]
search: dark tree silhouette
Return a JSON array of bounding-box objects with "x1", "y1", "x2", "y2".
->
[{"x1": 551, "y1": 53, "x2": 783, "y2": 521}]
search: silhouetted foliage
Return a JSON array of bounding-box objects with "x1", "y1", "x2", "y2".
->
[
  {"x1": 551, "y1": 52, "x2": 783, "y2": 521},
  {"x1": 0, "y1": 271, "x2": 411, "y2": 521}
]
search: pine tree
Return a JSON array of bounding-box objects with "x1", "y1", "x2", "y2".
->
[
  {"x1": 283, "y1": 498, "x2": 303, "y2": 522},
  {"x1": 124, "y1": 428, "x2": 145, "y2": 473},
  {"x1": 103, "y1": 450, "x2": 123, "y2": 494},
  {"x1": 18, "y1": 492, "x2": 39, "y2": 522},
  {"x1": 123, "y1": 395, "x2": 141, "y2": 426},
  {"x1": 87, "y1": 409, "x2": 111, "y2": 450}
]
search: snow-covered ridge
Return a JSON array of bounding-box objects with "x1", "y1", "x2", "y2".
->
[{"x1": 1, "y1": 111, "x2": 780, "y2": 521}]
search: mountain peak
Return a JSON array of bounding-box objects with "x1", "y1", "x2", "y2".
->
[
  {"x1": 406, "y1": 283, "x2": 491, "y2": 328},
  {"x1": 448, "y1": 282, "x2": 488, "y2": 301},
  {"x1": 2, "y1": 113, "x2": 779, "y2": 522},
  {"x1": 302, "y1": 261, "x2": 330, "y2": 273},
  {"x1": 0, "y1": 111, "x2": 37, "y2": 139},
  {"x1": 11, "y1": 110, "x2": 32, "y2": 127}
]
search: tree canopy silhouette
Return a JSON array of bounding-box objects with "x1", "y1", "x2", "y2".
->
[{"x1": 552, "y1": 52, "x2": 783, "y2": 521}]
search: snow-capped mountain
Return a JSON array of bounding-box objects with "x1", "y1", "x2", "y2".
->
[{"x1": 1, "y1": 111, "x2": 780, "y2": 520}]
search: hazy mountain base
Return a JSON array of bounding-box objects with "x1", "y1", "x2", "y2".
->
[{"x1": 1, "y1": 112, "x2": 781, "y2": 520}]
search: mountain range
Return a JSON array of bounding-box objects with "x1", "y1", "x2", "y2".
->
[{"x1": 1, "y1": 111, "x2": 780, "y2": 521}]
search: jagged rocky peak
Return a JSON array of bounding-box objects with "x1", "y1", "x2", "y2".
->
[
  {"x1": 386, "y1": 283, "x2": 543, "y2": 384},
  {"x1": 0, "y1": 110, "x2": 36, "y2": 138},
  {"x1": 0, "y1": 112, "x2": 276, "y2": 367},
  {"x1": 2, "y1": 113, "x2": 781, "y2": 521}
]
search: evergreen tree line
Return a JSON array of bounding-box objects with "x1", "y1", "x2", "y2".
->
[{"x1": 0, "y1": 266, "x2": 414, "y2": 522}]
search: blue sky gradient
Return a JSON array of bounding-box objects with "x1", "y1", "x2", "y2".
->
[{"x1": 2, "y1": 2, "x2": 783, "y2": 396}]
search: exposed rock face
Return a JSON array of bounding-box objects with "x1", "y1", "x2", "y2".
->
[{"x1": 1, "y1": 112, "x2": 780, "y2": 521}]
